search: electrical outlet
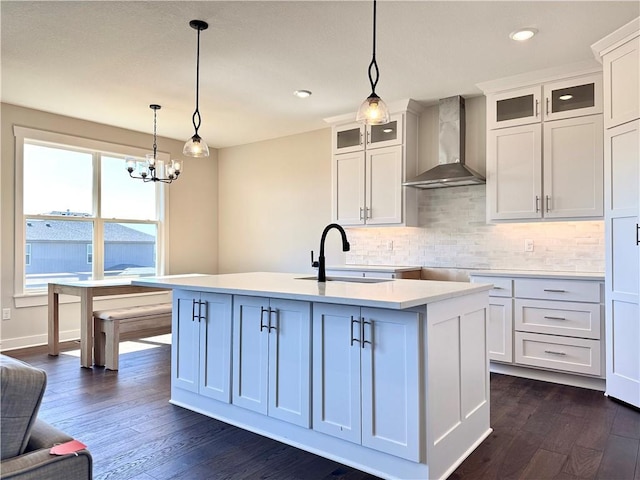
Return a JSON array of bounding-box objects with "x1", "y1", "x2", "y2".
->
[
  {"x1": 387, "y1": 240, "x2": 394, "y2": 251},
  {"x1": 524, "y1": 239, "x2": 534, "y2": 252},
  {"x1": 2, "y1": 308, "x2": 10, "y2": 321}
]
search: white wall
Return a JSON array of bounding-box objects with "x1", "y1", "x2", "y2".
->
[
  {"x1": 0, "y1": 103, "x2": 218, "y2": 350},
  {"x1": 217, "y1": 128, "x2": 345, "y2": 274}
]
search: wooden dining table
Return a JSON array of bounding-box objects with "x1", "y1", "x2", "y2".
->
[{"x1": 48, "y1": 279, "x2": 169, "y2": 368}]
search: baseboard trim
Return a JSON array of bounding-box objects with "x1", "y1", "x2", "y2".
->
[
  {"x1": 491, "y1": 362, "x2": 606, "y2": 391},
  {"x1": 0, "y1": 329, "x2": 80, "y2": 352}
]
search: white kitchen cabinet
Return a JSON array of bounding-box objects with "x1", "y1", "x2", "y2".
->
[
  {"x1": 332, "y1": 122, "x2": 365, "y2": 155},
  {"x1": 602, "y1": 35, "x2": 639, "y2": 129},
  {"x1": 312, "y1": 302, "x2": 420, "y2": 461},
  {"x1": 604, "y1": 120, "x2": 639, "y2": 406},
  {"x1": 487, "y1": 73, "x2": 602, "y2": 129},
  {"x1": 232, "y1": 295, "x2": 311, "y2": 427},
  {"x1": 482, "y1": 68, "x2": 604, "y2": 223},
  {"x1": 594, "y1": 18, "x2": 640, "y2": 408},
  {"x1": 172, "y1": 289, "x2": 232, "y2": 402},
  {"x1": 471, "y1": 276, "x2": 513, "y2": 362},
  {"x1": 487, "y1": 85, "x2": 542, "y2": 129},
  {"x1": 327, "y1": 100, "x2": 421, "y2": 227},
  {"x1": 470, "y1": 273, "x2": 604, "y2": 379},
  {"x1": 486, "y1": 114, "x2": 603, "y2": 221},
  {"x1": 331, "y1": 115, "x2": 404, "y2": 155},
  {"x1": 543, "y1": 115, "x2": 604, "y2": 218},
  {"x1": 487, "y1": 124, "x2": 542, "y2": 220}
]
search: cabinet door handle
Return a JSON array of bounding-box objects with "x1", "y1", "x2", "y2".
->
[
  {"x1": 544, "y1": 316, "x2": 566, "y2": 321},
  {"x1": 268, "y1": 308, "x2": 277, "y2": 332},
  {"x1": 350, "y1": 316, "x2": 360, "y2": 346},
  {"x1": 198, "y1": 300, "x2": 207, "y2": 322},
  {"x1": 544, "y1": 350, "x2": 567, "y2": 356},
  {"x1": 360, "y1": 131, "x2": 364, "y2": 146},
  {"x1": 546, "y1": 97, "x2": 550, "y2": 116},
  {"x1": 260, "y1": 307, "x2": 269, "y2": 331},
  {"x1": 535, "y1": 99, "x2": 539, "y2": 118},
  {"x1": 359, "y1": 207, "x2": 364, "y2": 221},
  {"x1": 365, "y1": 207, "x2": 371, "y2": 219},
  {"x1": 543, "y1": 289, "x2": 566, "y2": 293},
  {"x1": 546, "y1": 195, "x2": 551, "y2": 213},
  {"x1": 535, "y1": 196, "x2": 540, "y2": 213},
  {"x1": 636, "y1": 223, "x2": 639, "y2": 246},
  {"x1": 362, "y1": 320, "x2": 372, "y2": 349},
  {"x1": 192, "y1": 299, "x2": 197, "y2": 321}
]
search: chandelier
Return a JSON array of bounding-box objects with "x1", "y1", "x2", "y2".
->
[{"x1": 126, "y1": 104, "x2": 182, "y2": 183}]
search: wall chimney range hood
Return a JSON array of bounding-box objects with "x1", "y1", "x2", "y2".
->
[{"x1": 403, "y1": 96, "x2": 485, "y2": 189}]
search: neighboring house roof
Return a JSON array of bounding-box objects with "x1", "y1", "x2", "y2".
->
[{"x1": 26, "y1": 219, "x2": 154, "y2": 242}]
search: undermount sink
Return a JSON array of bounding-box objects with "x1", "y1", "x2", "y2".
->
[{"x1": 295, "y1": 276, "x2": 392, "y2": 284}]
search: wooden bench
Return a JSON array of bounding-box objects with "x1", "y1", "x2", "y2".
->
[{"x1": 93, "y1": 303, "x2": 172, "y2": 370}]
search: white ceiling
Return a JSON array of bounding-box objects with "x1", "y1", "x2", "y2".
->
[{"x1": 2, "y1": 1, "x2": 638, "y2": 149}]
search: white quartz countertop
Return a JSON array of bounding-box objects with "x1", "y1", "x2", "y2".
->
[
  {"x1": 132, "y1": 272, "x2": 490, "y2": 310},
  {"x1": 326, "y1": 265, "x2": 422, "y2": 273},
  {"x1": 469, "y1": 269, "x2": 605, "y2": 281}
]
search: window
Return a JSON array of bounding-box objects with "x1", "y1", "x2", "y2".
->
[{"x1": 15, "y1": 127, "x2": 168, "y2": 294}]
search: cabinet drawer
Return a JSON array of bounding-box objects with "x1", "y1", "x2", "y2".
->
[
  {"x1": 515, "y1": 299, "x2": 601, "y2": 339},
  {"x1": 470, "y1": 276, "x2": 512, "y2": 297},
  {"x1": 515, "y1": 332, "x2": 601, "y2": 376},
  {"x1": 514, "y1": 278, "x2": 601, "y2": 302}
]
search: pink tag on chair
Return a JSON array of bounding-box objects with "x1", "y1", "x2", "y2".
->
[{"x1": 50, "y1": 440, "x2": 87, "y2": 455}]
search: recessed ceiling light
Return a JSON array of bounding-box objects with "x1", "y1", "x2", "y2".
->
[
  {"x1": 509, "y1": 28, "x2": 538, "y2": 42},
  {"x1": 293, "y1": 90, "x2": 312, "y2": 98},
  {"x1": 559, "y1": 94, "x2": 573, "y2": 101}
]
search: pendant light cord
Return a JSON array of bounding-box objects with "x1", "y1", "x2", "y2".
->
[
  {"x1": 192, "y1": 27, "x2": 202, "y2": 136},
  {"x1": 153, "y1": 107, "x2": 158, "y2": 160},
  {"x1": 367, "y1": 0, "x2": 380, "y2": 95}
]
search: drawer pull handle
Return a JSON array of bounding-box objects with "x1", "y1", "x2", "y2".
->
[
  {"x1": 493, "y1": 287, "x2": 504, "y2": 290},
  {"x1": 544, "y1": 316, "x2": 566, "y2": 321},
  {"x1": 544, "y1": 350, "x2": 567, "y2": 356},
  {"x1": 543, "y1": 289, "x2": 566, "y2": 293}
]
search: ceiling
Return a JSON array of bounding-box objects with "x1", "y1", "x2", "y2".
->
[{"x1": 2, "y1": 1, "x2": 638, "y2": 149}]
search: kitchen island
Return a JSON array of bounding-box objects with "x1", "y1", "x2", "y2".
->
[{"x1": 132, "y1": 272, "x2": 492, "y2": 480}]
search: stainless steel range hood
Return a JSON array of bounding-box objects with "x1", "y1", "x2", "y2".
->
[{"x1": 403, "y1": 96, "x2": 485, "y2": 189}]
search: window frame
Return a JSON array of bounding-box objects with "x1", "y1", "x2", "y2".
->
[{"x1": 14, "y1": 126, "x2": 170, "y2": 302}]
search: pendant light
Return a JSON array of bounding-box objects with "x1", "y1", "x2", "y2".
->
[
  {"x1": 356, "y1": 0, "x2": 390, "y2": 125},
  {"x1": 126, "y1": 104, "x2": 182, "y2": 183},
  {"x1": 183, "y1": 19, "x2": 210, "y2": 157}
]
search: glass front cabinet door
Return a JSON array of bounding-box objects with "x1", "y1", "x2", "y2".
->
[
  {"x1": 366, "y1": 113, "x2": 404, "y2": 149},
  {"x1": 543, "y1": 74, "x2": 603, "y2": 122},
  {"x1": 332, "y1": 123, "x2": 365, "y2": 155},
  {"x1": 488, "y1": 86, "x2": 542, "y2": 129}
]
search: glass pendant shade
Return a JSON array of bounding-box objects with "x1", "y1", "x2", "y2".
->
[
  {"x1": 356, "y1": 93, "x2": 390, "y2": 125},
  {"x1": 183, "y1": 134, "x2": 210, "y2": 157}
]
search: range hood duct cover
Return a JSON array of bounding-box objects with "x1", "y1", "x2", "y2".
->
[{"x1": 403, "y1": 96, "x2": 485, "y2": 189}]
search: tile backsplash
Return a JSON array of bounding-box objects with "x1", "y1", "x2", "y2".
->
[{"x1": 345, "y1": 185, "x2": 605, "y2": 274}]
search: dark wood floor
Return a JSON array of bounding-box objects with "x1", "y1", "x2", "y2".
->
[{"x1": 5, "y1": 337, "x2": 639, "y2": 480}]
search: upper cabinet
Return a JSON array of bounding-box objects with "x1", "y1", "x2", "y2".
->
[
  {"x1": 487, "y1": 73, "x2": 602, "y2": 129},
  {"x1": 602, "y1": 35, "x2": 639, "y2": 129},
  {"x1": 480, "y1": 67, "x2": 604, "y2": 222},
  {"x1": 326, "y1": 99, "x2": 422, "y2": 227},
  {"x1": 332, "y1": 116, "x2": 404, "y2": 155}
]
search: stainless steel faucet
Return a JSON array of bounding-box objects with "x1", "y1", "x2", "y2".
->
[{"x1": 311, "y1": 223, "x2": 350, "y2": 282}]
